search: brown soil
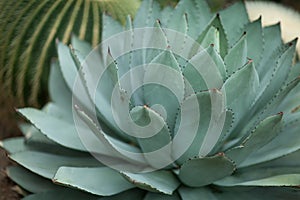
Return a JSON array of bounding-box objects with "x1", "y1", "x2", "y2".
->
[{"x1": 0, "y1": 148, "x2": 21, "y2": 200}]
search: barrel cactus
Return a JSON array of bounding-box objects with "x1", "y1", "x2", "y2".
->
[
  {"x1": 0, "y1": 0, "x2": 140, "y2": 138},
  {"x1": 0, "y1": 0, "x2": 140, "y2": 106},
  {"x1": 2, "y1": 0, "x2": 300, "y2": 199}
]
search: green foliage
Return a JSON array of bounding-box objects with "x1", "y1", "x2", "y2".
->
[{"x1": 1, "y1": 0, "x2": 300, "y2": 199}]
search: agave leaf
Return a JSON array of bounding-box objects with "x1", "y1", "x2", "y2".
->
[
  {"x1": 18, "y1": 108, "x2": 88, "y2": 152},
  {"x1": 240, "y1": 112, "x2": 300, "y2": 166},
  {"x1": 278, "y1": 84, "x2": 300, "y2": 113},
  {"x1": 24, "y1": 125, "x2": 59, "y2": 147},
  {"x1": 130, "y1": 106, "x2": 172, "y2": 169},
  {"x1": 209, "y1": 109, "x2": 235, "y2": 154},
  {"x1": 10, "y1": 151, "x2": 101, "y2": 179},
  {"x1": 133, "y1": 0, "x2": 161, "y2": 28},
  {"x1": 256, "y1": 41, "x2": 297, "y2": 111},
  {"x1": 288, "y1": 62, "x2": 300, "y2": 83},
  {"x1": 251, "y1": 149, "x2": 300, "y2": 168},
  {"x1": 256, "y1": 23, "x2": 283, "y2": 78},
  {"x1": 71, "y1": 46, "x2": 135, "y2": 141},
  {"x1": 223, "y1": 60, "x2": 259, "y2": 138},
  {"x1": 57, "y1": 42, "x2": 78, "y2": 93},
  {"x1": 117, "y1": 20, "x2": 166, "y2": 100},
  {"x1": 179, "y1": 186, "x2": 218, "y2": 200},
  {"x1": 135, "y1": 20, "x2": 169, "y2": 72},
  {"x1": 197, "y1": 14, "x2": 228, "y2": 58},
  {"x1": 200, "y1": 26, "x2": 220, "y2": 51},
  {"x1": 215, "y1": 170, "x2": 300, "y2": 187},
  {"x1": 183, "y1": 48, "x2": 224, "y2": 95},
  {"x1": 53, "y1": 167, "x2": 134, "y2": 196},
  {"x1": 6, "y1": 166, "x2": 62, "y2": 193},
  {"x1": 74, "y1": 107, "x2": 147, "y2": 167},
  {"x1": 143, "y1": 50, "x2": 184, "y2": 130},
  {"x1": 217, "y1": 150, "x2": 300, "y2": 186},
  {"x1": 216, "y1": 187, "x2": 300, "y2": 199},
  {"x1": 257, "y1": 42, "x2": 289, "y2": 100},
  {"x1": 87, "y1": 50, "x2": 124, "y2": 134},
  {"x1": 43, "y1": 103, "x2": 73, "y2": 124},
  {"x1": 174, "y1": 90, "x2": 225, "y2": 164},
  {"x1": 244, "y1": 19, "x2": 264, "y2": 64},
  {"x1": 1, "y1": 136, "x2": 85, "y2": 157},
  {"x1": 260, "y1": 76, "x2": 300, "y2": 118},
  {"x1": 1, "y1": 137, "x2": 29, "y2": 154},
  {"x1": 49, "y1": 60, "x2": 72, "y2": 109},
  {"x1": 178, "y1": 154, "x2": 235, "y2": 187},
  {"x1": 71, "y1": 35, "x2": 93, "y2": 58},
  {"x1": 144, "y1": 192, "x2": 181, "y2": 200},
  {"x1": 102, "y1": 14, "x2": 124, "y2": 41},
  {"x1": 166, "y1": 0, "x2": 212, "y2": 38},
  {"x1": 99, "y1": 189, "x2": 145, "y2": 200},
  {"x1": 182, "y1": 57, "x2": 207, "y2": 94},
  {"x1": 18, "y1": 123, "x2": 31, "y2": 135},
  {"x1": 226, "y1": 113, "x2": 283, "y2": 166},
  {"x1": 22, "y1": 189, "x2": 101, "y2": 200},
  {"x1": 205, "y1": 44, "x2": 226, "y2": 80},
  {"x1": 224, "y1": 33, "x2": 247, "y2": 76},
  {"x1": 164, "y1": 13, "x2": 188, "y2": 57},
  {"x1": 121, "y1": 170, "x2": 180, "y2": 195},
  {"x1": 240, "y1": 77, "x2": 300, "y2": 140},
  {"x1": 219, "y1": 2, "x2": 249, "y2": 46}
]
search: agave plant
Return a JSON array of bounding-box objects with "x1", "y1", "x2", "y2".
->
[{"x1": 2, "y1": 0, "x2": 300, "y2": 199}]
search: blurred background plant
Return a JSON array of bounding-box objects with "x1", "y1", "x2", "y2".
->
[{"x1": 0, "y1": 0, "x2": 140, "y2": 139}]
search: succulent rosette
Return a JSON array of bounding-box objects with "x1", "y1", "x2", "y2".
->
[{"x1": 1, "y1": 0, "x2": 300, "y2": 199}]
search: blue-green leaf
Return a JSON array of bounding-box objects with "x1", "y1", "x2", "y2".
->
[
  {"x1": 133, "y1": 0, "x2": 161, "y2": 28},
  {"x1": 226, "y1": 113, "x2": 283, "y2": 166},
  {"x1": 7, "y1": 166, "x2": 61, "y2": 193},
  {"x1": 179, "y1": 186, "x2": 218, "y2": 200},
  {"x1": 143, "y1": 192, "x2": 181, "y2": 200},
  {"x1": 216, "y1": 187, "x2": 300, "y2": 199},
  {"x1": 71, "y1": 35, "x2": 92, "y2": 58},
  {"x1": 255, "y1": 40, "x2": 297, "y2": 113},
  {"x1": 143, "y1": 50, "x2": 184, "y2": 131},
  {"x1": 241, "y1": 111, "x2": 300, "y2": 166},
  {"x1": 256, "y1": 23, "x2": 283, "y2": 79},
  {"x1": 57, "y1": 42, "x2": 78, "y2": 92},
  {"x1": 167, "y1": 0, "x2": 212, "y2": 38},
  {"x1": 224, "y1": 34, "x2": 247, "y2": 76},
  {"x1": 74, "y1": 107, "x2": 147, "y2": 167},
  {"x1": 102, "y1": 14, "x2": 123, "y2": 41},
  {"x1": 130, "y1": 106, "x2": 172, "y2": 169},
  {"x1": 9, "y1": 151, "x2": 101, "y2": 179},
  {"x1": 22, "y1": 189, "x2": 101, "y2": 200},
  {"x1": 223, "y1": 60, "x2": 259, "y2": 138},
  {"x1": 178, "y1": 154, "x2": 235, "y2": 187},
  {"x1": 48, "y1": 60, "x2": 72, "y2": 109},
  {"x1": 122, "y1": 170, "x2": 180, "y2": 195},
  {"x1": 53, "y1": 167, "x2": 134, "y2": 196},
  {"x1": 18, "y1": 108, "x2": 87, "y2": 152},
  {"x1": 219, "y1": 2, "x2": 249, "y2": 46},
  {"x1": 244, "y1": 19, "x2": 263, "y2": 64},
  {"x1": 197, "y1": 14, "x2": 228, "y2": 58},
  {"x1": 174, "y1": 90, "x2": 226, "y2": 164}
]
